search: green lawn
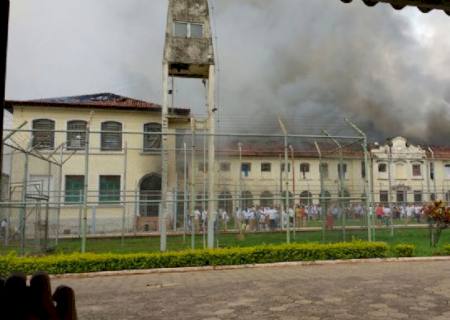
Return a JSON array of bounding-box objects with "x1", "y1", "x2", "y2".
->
[{"x1": 2, "y1": 227, "x2": 449, "y2": 257}]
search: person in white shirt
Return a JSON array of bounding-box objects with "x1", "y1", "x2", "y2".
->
[
  {"x1": 201, "y1": 210, "x2": 207, "y2": 232},
  {"x1": 383, "y1": 205, "x2": 391, "y2": 226},
  {"x1": 221, "y1": 210, "x2": 229, "y2": 231},
  {"x1": 414, "y1": 205, "x2": 422, "y2": 223},
  {"x1": 269, "y1": 208, "x2": 277, "y2": 231},
  {"x1": 406, "y1": 205, "x2": 414, "y2": 225},
  {"x1": 287, "y1": 207, "x2": 294, "y2": 228},
  {"x1": 194, "y1": 209, "x2": 201, "y2": 231}
]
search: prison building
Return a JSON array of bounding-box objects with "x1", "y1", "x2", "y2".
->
[
  {"x1": 4, "y1": 93, "x2": 191, "y2": 234},
  {"x1": 4, "y1": 95, "x2": 450, "y2": 235}
]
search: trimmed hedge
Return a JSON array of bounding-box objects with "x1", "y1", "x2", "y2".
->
[
  {"x1": 443, "y1": 244, "x2": 450, "y2": 255},
  {"x1": 392, "y1": 244, "x2": 415, "y2": 257},
  {"x1": 0, "y1": 241, "x2": 389, "y2": 276}
]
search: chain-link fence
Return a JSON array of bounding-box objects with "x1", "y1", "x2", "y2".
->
[{"x1": 0, "y1": 123, "x2": 443, "y2": 255}]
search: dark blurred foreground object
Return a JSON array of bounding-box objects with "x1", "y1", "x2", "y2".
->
[{"x1": 0, "y1": 271, "x2": 77, "y2": 320}]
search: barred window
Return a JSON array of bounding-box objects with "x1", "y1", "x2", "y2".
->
[
  {"x1": 101, "y1": 121, "x2": 122, "y2": 151},
  {"x1": 379, "y1": 190, "x2": 388, "y2": 203},
  {"x1": 220, "y1": 162, "x2": 230, "y2": 172},
  {"x1": 320, "y1": 163, "x2": 329, "y2": 179},
  {"x1": 300, "y1": 163, "x2": 310, "y2": 178},
  {"x1": 65, "y1": 175, "x2": 84, "y2": 204},
  {"x1": 338, "y1": 163, "x2": 347, "y2": 179},
  {"x1": 32, "y1": 119, "x2": 55, "y2": 149},
  {"x1": 261, "y1": 163, "x2": 271, "y2": 172},
  {"x1": 67, "y1": 120, "x2": 87, "y2": 150},
  {"x1": 143, "y1": 123, "x2": 161, "y2": 151},
  {"x1": 281, "y1": 163, "x2": 291, "y2": 172},
  {"x1": 99, "y1": 175, "x2": 121, "y2": 203},
  {"x1": 241, "y1": 163, "x2": 251, "y2": 177},
  {"x1": 414, "y1": 191, "x2": 422, "y2": 203},
  {"x1": 412, "y1": 164, "x2": 422, "y2": 177}
]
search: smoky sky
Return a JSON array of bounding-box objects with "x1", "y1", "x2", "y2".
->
[{"x1": 6, "y1": 0, "x2": 450, "y2": 144}]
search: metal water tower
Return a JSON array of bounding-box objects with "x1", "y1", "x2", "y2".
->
[{"x1": 160, "y1": 0, "x2": 216, "y2": 251}]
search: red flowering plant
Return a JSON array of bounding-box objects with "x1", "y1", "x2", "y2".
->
[{"x1": 423, "y1": 201, "x2": 450, "y2": 247}]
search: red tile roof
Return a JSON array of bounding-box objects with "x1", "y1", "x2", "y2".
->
[{"x1": 5, "y1": 93, "x2": 190, "y2": 116}]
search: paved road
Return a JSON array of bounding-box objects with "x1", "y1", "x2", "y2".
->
[{"x1": 54, "y1": 261, "x2": 450, "y2": 320}]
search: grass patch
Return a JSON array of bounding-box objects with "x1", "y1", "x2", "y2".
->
[{"x1": 1, "y1": 228, "x2": 448, "y2": 257}]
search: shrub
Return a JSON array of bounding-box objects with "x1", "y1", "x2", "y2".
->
[
  {"x1": 423, "y1": 201, "x2": 450, "y2": 247},
  {"x1": 392, "y1": 244, "x2": 415, "y2": 257},
  {"x1": 443, "y1": 244, "x2": 450, "y2": 255},
  {"x1": 0, "y1": 241, "x2": 389, "y2": 276}
]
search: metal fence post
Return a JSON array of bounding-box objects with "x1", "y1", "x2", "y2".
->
[
  {"x1": 81, "y1": 124, "x2": 90, "y2": 252},
  {"x1": 121, "y1": 141, "x2": 128, "y2": 247}
]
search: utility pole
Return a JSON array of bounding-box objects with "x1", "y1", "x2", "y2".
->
[
  {"x1": 289, "y1": 145, "x2": 296, "y2": 240},
  {"x1": 160, "y1": 63, "x2": 169, "y2": 252},
  {"x1": 387, "y1": 139, "x2": 394, "y2": 236},
  {"x1": 0, "y1": 1, "x2": 10, "y2": 197},
  {"x1": 238, "y1": 142, "x2": 242, "y2": 236},
  {"x1": 314, "y1": 141, "x2": 325, "y2": 242},
  {"x1": 81, "y1": 111, "x2": 94, "y2": 253},
  {"x1": 428, "y1": 147, "x2": 437, "y2": 200},
  {"x1": 190, "y1": 118, "x2": 196, "y2": 249},
  {"x1": 278, "y1": 118, "x2": 290, "y2": 244},
  {"x1": 183, "y1": 142, "x2": 188, "y2": 243},
  {"x1": 207, "y1": 66, "x2": 216, "y2": 249}
]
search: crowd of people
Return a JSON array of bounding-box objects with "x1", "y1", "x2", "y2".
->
[
  {"x1": 374, "y1": 203, "x2": 425, "y2": 225},
  {"x1": 186, "y1": 202, "x2": 429, "y2": 233}
]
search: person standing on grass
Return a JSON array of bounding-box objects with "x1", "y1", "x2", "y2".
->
[
  {"x1": 375, "y1": 204, "x2": 384, "y2": 225},
  {"x1": 0, "y1": 218, "x2": 7, "y2": 239},
  {"x1": 269, "y1": 207, "x2": 277, "y2": 231},
  {"x1": 326, "y1": 206, "x2": 334, "y2": 230},
  {"x1": 414, "y1": 204, "x2": 422, "y2": 223},
  {"x1": 221, "y1": 209, "x2": 229, "y2": 232},
  {"x1": 383, "y1": 205, "x2": 391, "y2": 226},
  {"x1": 194, "y1": 208, "x2": 201, "y2": 231},
  {"x1": 405, "y1": 204, "x2": 413, "y2": 225}
]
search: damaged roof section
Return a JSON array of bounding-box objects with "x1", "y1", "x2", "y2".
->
[{"x1": 5, "y1": 93, "x2": 191, "y2": 116}]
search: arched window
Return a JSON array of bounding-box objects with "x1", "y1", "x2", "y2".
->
[
  {"x1": 320, "y1": 190, "x2": 331, "y2": 206},
  {"x1": 260, "y1": 191, "x2": 273, "y2": 208},
  {"x1": 67, "y1": 120, "x2": 87, "y2": 150},
  {"x1": 218, "y1": 191, "x2": 233, "y2": 213},
  {"x1": 338, "y1": 189, "x2": 351, "y2": 207},
  {"x1": 196, "y1": 193, "x2": 208, "y2": 211},
  {"x1": 299, "y1": 191, "x2": 313, "y2": 205},
  {"x1": 139, "y1": 174, "x2": 161, "y2": 217},
  {"x1": 241, "y1": 190, "x2": 253, "y2": 209},
  {"x1": 32, "y1": 119, "x2": 55, "y2": 149},
  {"x1": 101, "y1": 121, "x2": 122, "y2": 151},
  {"x1": 281, "y1": 191, "x2": 294, "y2": 208},
  {"x1": 143, "y1": 123, "x2": 161, "y2": 151}
]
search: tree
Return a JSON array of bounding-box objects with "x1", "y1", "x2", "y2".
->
[{"x1": 423, "y1": 201, "x2": 450, "y2": 247}]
